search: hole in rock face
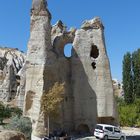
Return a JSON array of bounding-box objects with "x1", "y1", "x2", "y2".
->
[
  {"x1": 90, "y1": 44, "x2": 99, "y2": 59},
  {"x1": 64, "y1": 44, "x2": 73, "y2": 58},
  {"x1": 16, "y1": 75, "x2": 20, "y2": 80},
  {"x1": 90, "y1": 45, "x2": 99, "y2": 69},
  {"x1": 91, "y1": 62, "x2": 96, "y2": 69}
]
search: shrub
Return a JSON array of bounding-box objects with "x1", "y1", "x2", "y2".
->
[
  {"x1": 5, "y1": 116, "x2": 32, "y2": 140},
  {"x1": 0, "y1": 102, "x2": 11, "y2": 124},
  {"x1": 0, "y1": 101, "x2": 23, "y2": 124},
  {"x1": 10, "y1": 107, "x2": 22, "y2": 117},
  {"x1": 118, "y1": 98, "x2": 140, "y2": 127}
]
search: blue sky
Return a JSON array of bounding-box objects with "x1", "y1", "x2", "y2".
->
[{"x1": 0, "y1": 0, "x2": 140, "y2": 81}]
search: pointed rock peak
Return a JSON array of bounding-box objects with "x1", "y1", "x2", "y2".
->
[
  {"x1": 52, "y1": 20, "x2": 67, "y2": 34},
  {"x1": 81, "y1": 17, "x2": 104, "y2": 30},
  {"x1": 57, "y1": 20, "x2": 64, "y2": 26},
  {"x1": 56, "y1": 20, "x2": 66, "y2": 30},
  {"x1": 69, "y1": 27, "x2": 76, "y2": 34},
  {"x1": 32, "y1": 0, "x2": 47, "y2": 10},
  {"x1": 31, "y1": 0, "x2": 51, "y2": 18}
]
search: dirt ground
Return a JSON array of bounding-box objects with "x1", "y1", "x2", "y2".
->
[
  {"x1": 121, "y1": 127, "x2": 140, "y2": 140},
  {"x1": 121, "y1": 127, "x2": 140, "y2": 136}
]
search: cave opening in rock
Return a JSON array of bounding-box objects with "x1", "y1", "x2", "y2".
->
[
  {"x1": 90, "y1": 44, "x2": 99, "y2": 69},
  {"x1": 90, "y1": 44, "x2": 99, "y2": 59},
  {"x1": 64, "y1": 44, "x2": 73, "y2": 58},
  {"x1": 91, "y1": 62, "x2": 96, "y2": 69}
]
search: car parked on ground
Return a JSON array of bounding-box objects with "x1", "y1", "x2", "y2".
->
[{"x1": 94, "y1": 124, "x2": 126, "y2": 140}]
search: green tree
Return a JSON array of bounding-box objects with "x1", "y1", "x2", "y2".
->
[
  {"x1": 41, "y1": 82, "x2": 64, "y2": 136},
  {"x1": 122, "y1": 52, "x2": 134, "y2": 104},
  {"x1": 132, "y1": 49, "x2": 140, "y2": 98}
]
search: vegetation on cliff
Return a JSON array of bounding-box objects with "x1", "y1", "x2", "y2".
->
[
  {"x1": 5, "y1": 116, "x2": 32, "y2": 140},
  {"x1": 0, "y1": 101, "x2": 31, "y2": 139},
  {"x1": 0, "y1": 102, "x2": 22, "y2": 124},
  {"x1": 0, "y1": 102, "x2": 11, "y2": 124}
]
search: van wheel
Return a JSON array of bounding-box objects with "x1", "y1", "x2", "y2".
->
[
  {"x1": 103, "y1": 135, "x2": 108, "y2": 140},
  {"x1": 120, "y1": 136, "x2": 124, "y2": 140}
]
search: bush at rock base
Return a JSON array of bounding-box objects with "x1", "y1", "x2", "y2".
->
[
  {"x1": 117, "y1": 98, "x2": 140, "y2": 127},
  {"x1": 4, "y1": 116, "x2": 32, "y2": 140}
]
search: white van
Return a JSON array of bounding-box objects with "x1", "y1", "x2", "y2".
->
[{"x1": 94, "y1": 124, "x2": 126, "y2": 140}]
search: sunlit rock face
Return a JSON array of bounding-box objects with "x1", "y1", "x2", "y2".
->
[
  {"x1": 0, "y1": 48, "x2": 25, "y2": 102},
  {"x1": 72, "y1": 18, "x2": 117, "y2": 126},
  {"x1": 16, "y1": 63, "x2": 26, "y2": 109},
  {"x1": 50, "y1": 17, "x2": 117, "y2": 131},
  {"x1": 32, "y1": 0, "x2": 47, "y2": 10},
  {"x1": 23, "y1": 0, "x2": 117, "y2": 139},
  {"x1": 23, "y1": 0, "x2": 52, "y2": 138},
  {"x1": 113, "y1": 79, "x2": 124, "y2": 98}
]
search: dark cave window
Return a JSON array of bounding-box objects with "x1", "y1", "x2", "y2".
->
[
  {"x1": 16, "y1": 75, "x2": 20, "y2": 80},
  {"x1": 91, "y1": 62, "x2": 96, "y2": 69},
  {"x1": 90, "y1": 44, "x2": 99, "y2": 69},
  {"x1": 11, "y1": 90, "x2": 15, "y2": 93},
  {"x1": 90, "y1": 44, "x2": 99, "y2": 59}
]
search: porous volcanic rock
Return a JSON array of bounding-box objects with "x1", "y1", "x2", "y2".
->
[
  {"x1": 0, "y1": 130, "x2": 26, "y2": 140},
  {"x1": 0, "y1": 48, "x2": 25, "y2": 102}
]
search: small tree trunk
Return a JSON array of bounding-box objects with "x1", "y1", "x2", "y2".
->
[{"x1": 47, "y1": 115, "x2": 49, "y2": 136}]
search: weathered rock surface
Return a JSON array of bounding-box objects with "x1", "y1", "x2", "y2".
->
[
  {"x1": 23, "y1": 0, "x2": 117, "y2": 139},
  {"x1": 24, "y1": 0, "x2": 52, "y2": 138},
  {"x1": 72, "y1": 17, "x2": 116, "y2": 128},
  {"x1": 0, "y1": 130, "x2": 26, "y2": 140},
  {"x1": 113, "y1": 79, "x2": 124, "y2": 97},
  {"x1": 16, "y1": 64, "x2": 26, "y2": 109},
  {"x1": 0, "y1": 48, "x2": 25, "y2": 102}
]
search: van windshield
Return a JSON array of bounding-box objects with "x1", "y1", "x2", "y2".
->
[{"x1": 95, "y1": 125, "x2": 103, "y2": 130}]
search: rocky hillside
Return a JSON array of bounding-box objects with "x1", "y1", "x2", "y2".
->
[
  {"x1": 112, "y1": 79, "x2": 124, "y2": 97},
  {"x1": 0, "y1": 47, "x2": 25, "y2": 102}
]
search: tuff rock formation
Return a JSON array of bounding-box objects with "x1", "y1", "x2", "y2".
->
[
  {"x1": 24, "y1": 0, "x2": 52, "y2": 138},
  {"x1": 0, "y1": 130, "x2": 26, "y2": 140},
  {"x1": 113, "y1": 79, "x2": 124, "y2": 97},
  {"x1": 16, "y1": 64, "x2": 26, "y2": 109},
  {"x1": 23, "y1": 0, "x2": 117, "y2": 139},
  {"x1": 0, "y1": 48, "x2": 25, "y2": 102}
]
